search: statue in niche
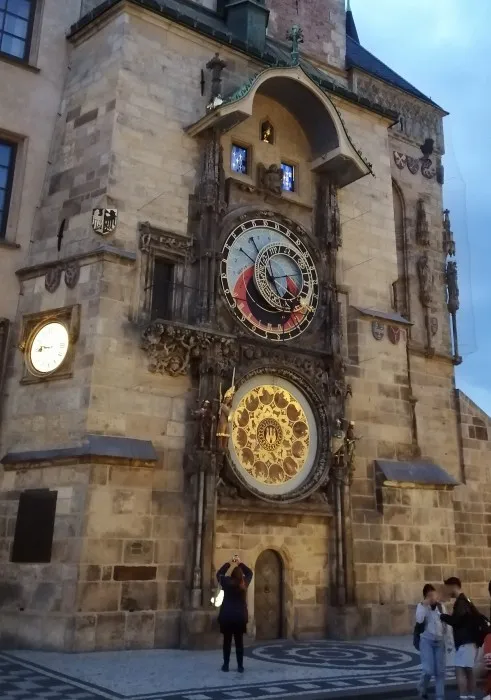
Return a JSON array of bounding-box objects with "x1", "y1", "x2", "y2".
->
[
  {"x1": 216, "y1": 387, "x2": 235, "y2": 451},
  {"x1": 417, "y1": 253, "x2": 434, "y2": 308},
  {"x1": 192, "y1": 399, "x2": 214, "y2": 450},
  {"x1": 260, "y1": 120, "x2": 274, "y2": 144},
  {"x1": 258, "y1": 163, "x2": 283, "y2": 196},
  {"x1": 416, "y1": 199, "x2": 430, "y2": 247}
]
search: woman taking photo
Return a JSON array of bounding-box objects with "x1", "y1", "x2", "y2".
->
[{"x1": 216, "y1": 555, "x2": 253, "y2": 673}]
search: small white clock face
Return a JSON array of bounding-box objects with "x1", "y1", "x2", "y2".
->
[{"x1": 29, "y1": 322, "x2": 69, "y2": 374}]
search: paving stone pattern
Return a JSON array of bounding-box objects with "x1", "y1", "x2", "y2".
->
[{"x1": 0, "y1": 640, "x2": 455, "y2": 700}]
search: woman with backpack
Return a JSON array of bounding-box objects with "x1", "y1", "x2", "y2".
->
[
  {"x1": 415, "y1": 583, "x2": 453, "y2": 700},
  {"x1": 216, "y1": 555, "x2": 253, "y2": 673}
]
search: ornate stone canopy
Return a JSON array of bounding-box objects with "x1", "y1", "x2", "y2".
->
[{"x1": 186, "y1": 65, "x2": 372, "y2": 188}]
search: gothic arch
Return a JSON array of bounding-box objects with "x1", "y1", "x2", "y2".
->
[{"x1": 187, "y1": 66, "x2": 371, "y2": 187}]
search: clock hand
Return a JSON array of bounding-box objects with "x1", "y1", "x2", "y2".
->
[
  {"x1": 239, "y1": 247, "x2": 255, "y2": 265},
  {"x1": 248, "y1": 236, "x2": 283, "y2": 300}
]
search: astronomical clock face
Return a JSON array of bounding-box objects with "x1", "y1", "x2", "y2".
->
[
  {"x1": 220, "y1": 218, "x2": 319, "y2": 341},
  {"x1": 228, "y1": 375, "x2": 317, "y2": 497}
]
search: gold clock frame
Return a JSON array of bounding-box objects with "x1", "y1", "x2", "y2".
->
[{"x1": 19, "y1": 304, "x2": 81, "y2": 384}]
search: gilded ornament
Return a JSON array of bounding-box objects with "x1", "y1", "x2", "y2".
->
[{"x1": 231, "y1": 384, "x2": 311, "y2": 487}]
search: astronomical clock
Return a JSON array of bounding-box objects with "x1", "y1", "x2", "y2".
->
[
  {"x1": 213, "y1": 211, "x2": 337, "y2": 506},
  {"x1": 220, "y1": 218, "x2": 319, "y2": 342}
]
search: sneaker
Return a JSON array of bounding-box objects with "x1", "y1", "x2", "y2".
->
[{"x1": 221, "y1": 664, "x2": 229, "y2": 672}]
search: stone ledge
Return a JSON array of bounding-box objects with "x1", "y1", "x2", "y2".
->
[
  {"x1": 1, "y1": 434, "x2": 158, "y2": 468},
  {"x1": 16, "y1": 245, "x2": 136, "y2": 280},
  {"x1": 375, "y1": 459, "x2": 459, "y2": 488},
  {"x1": 351, "y1": 306, "x2": 413, "y2": 326}
]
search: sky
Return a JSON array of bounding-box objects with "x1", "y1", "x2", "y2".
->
[{"x1": 350, "y1": 0, "x2": 491, "y2": 416}]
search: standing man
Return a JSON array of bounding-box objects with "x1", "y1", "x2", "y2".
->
[
  {"x1": 440, "y1": 577, "x2": 477, "y2": 700},
  {"x1": 415, "y1": 583, "x2": 452, "y2": 700}
]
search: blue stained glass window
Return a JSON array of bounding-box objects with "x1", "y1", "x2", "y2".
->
[
  {"x1": 0, "y1": 139, "x2": 16, "y2": 238},
  {"x1": 231, "y1": 144, "x2": 248, "y2": 175},
  {"x1": 0, "y1": 0, "x2": 34, "y2": 61},
  {"x1": 281, "y1": 163, "x2": 295, "y2": 192}
]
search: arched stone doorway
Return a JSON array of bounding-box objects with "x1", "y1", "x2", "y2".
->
[{"x1": 254, "y1": 549, "x2": 284, "y2": 640}]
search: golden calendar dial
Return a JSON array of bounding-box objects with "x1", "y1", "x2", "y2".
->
[{"x1": 228, "y1": 375, "x2": 317, "y2": 497}]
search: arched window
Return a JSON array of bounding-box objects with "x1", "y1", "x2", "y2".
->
[{"x1": 260, "y1": 120, "x2": 274, "y2": 144}]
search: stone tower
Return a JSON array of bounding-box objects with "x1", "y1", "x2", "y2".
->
[{"x1": 0, "y1": 0, "x2": 488, "y2": 652}]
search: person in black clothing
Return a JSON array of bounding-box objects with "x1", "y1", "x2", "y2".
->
[
  {"x1": 216, "y1": 555, "x2": 253, "y2": 673},
  {"x1": 440, "y1": 576, "x2": 477, "y2": 700}
]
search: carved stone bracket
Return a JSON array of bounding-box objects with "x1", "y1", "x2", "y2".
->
[{"x1": 141, "y1": 321, "x2": 238, "y2": 377}]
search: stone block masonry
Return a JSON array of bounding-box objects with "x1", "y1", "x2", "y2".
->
[{"x1": 0, "y1": 450, "x2": 188, "y2": 650}]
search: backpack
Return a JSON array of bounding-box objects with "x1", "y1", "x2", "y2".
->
[
  {"x1": 413, "y1": 603, "x2": 443, "y2": 651},
  {"x1": 468, "y1": 600, "x2": 491, "y2": 648}
]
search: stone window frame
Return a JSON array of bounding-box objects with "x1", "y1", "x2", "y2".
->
[
  {"x1": 0, "y1": 0, "x2": 40, "y2": 68},
  {"x1": 138, "y1": 221, "x2": 194, "y2": 324},
  {"x1": 0, "y1": 136, "x2": 17, "y2": 238},
  {"x1": 0, "y1": 127, "x2": 27, "y2": 249}
]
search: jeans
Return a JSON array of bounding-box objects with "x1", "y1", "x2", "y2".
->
[
  {"x1": 222, "y1": 630, "x2": 244, "y2": 668},
  {"x1": 419, "y1": 635, "x2": 446, "y2": 700}
]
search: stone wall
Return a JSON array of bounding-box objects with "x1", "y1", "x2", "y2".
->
[
  {"x1": 0, "y1": 449, "x2": 187, "y2": 650},
  {"x1": 0, "y1": 462, "x2": 85, "y2": 649},
  {"x1": 215, "y1": 510, "x2": 329, "y2": 639},
  {"x1": 0, "y1": 0, "x2": 81, "y2": 399},
  {"x1": 265, "y1": 0, "x2": 346, "y2": 72},
  {"x1": 454, "y1": 392, "x2": 491, "y2": 608}
]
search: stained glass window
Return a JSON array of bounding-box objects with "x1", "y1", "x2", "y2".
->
[
  {"x1": 0, "y1": 140, "x2": 16, "y2": 238},
  {"x1": 281, "y1": 163, "x2": 295, "y2": 192},
  {"x1": 231, "y1": 144, "x2": 248, "y2": 175},
  {"x1": 0, "y1": 0, "x2": 35, "y2": 61}
]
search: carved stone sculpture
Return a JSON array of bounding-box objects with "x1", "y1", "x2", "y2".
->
[
  {"x1": 45, "y1": 267, "x2": 62, "y2": 293},
  {"x1": 216, "y1": 385, "x2": 235, "y2": 451},
  {"x1": 417, "y1": 254, "x2": 434, "y2": 308},
  {"x1": 446, "y1": 261, "x2": 460, "y2": 314},
  {"x1": 192, "y1": 399, "x2": 215, "y2": 450},
  {"x1": 258, "y1": 163, "x2": 283, "y2": 196},
  {"x1": 141, "y1": 322, "x2": 206, "y2": 376},
  {"x1": 416, "y1": 199, "x2": 430, "y2": 247},
  {"x1": 442, "y1": 209, "x2": 456, "y2": 257}
]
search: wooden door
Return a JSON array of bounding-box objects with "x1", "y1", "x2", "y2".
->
[{"x1": 254, "y1": 549, "x2": 283, "y2": 640}]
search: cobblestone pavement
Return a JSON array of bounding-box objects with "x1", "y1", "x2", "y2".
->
[{"x1": 1, "y1": 637, "x2": 455, "y2": 700}]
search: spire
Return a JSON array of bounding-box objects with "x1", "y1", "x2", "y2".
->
[{"x1": 346, "y1": 0, "x2": 359, "y2": 43}]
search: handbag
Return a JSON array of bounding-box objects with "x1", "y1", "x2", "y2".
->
[
  {"x1": 211, "y1": 586, "x2": 224, "y2": 608},
  {"x1": 413, "y1": 621, "x2": 425, "y2": 650}
]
